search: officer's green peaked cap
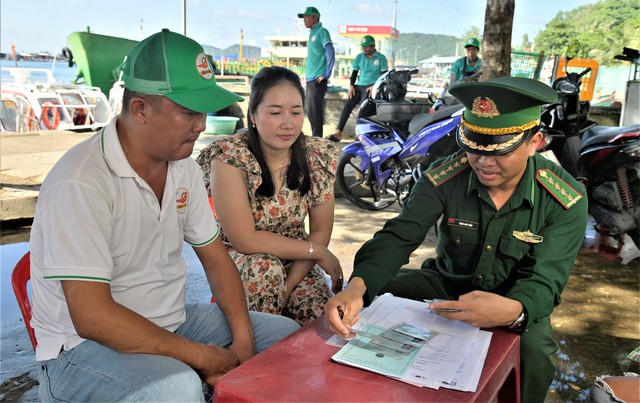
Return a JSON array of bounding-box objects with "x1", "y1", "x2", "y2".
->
[{"x1": 449, "y1": 76, "x2": 558, "y2": 155}]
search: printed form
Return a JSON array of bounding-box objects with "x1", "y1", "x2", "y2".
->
[{"x1": 330, "y1": 294, "x2": 492, "y2": 391}]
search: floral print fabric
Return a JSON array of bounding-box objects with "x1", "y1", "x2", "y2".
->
[{"x1": 196, "y1": 132, "x2": 339, "y2": 324}]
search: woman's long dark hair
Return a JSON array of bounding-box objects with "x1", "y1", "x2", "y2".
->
[{"x1": 246, "y1": 66, "x2": 311, "y2": 197}]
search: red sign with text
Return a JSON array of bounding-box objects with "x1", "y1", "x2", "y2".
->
[{"x1": 338, "y1": 25, "x2": 400, "y2": 39}]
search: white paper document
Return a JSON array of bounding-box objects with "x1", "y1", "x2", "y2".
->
[{"x1": 330, "y1": 294, "x2": 492, "y2": 391}]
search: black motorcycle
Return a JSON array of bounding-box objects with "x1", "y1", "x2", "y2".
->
[
  {"x1": 540, "y1": 46, "x2": 640, "y2": 248},
  {"x1": 579, "y1": 124, "x2": 640, "y2": 247},
  {"x1": 540, "y1": 56, "x2": 598, "y2": 178}
]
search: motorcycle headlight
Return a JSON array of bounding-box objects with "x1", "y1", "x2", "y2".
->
[{"x1": 557, "y1": 82, "x2": 578, "y2": 94}]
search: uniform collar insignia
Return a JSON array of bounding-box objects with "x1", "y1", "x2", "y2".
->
[
  {"x1": 536, "y1": 168, "x2": 583, "y2": 209},
  {"x1": 471, "y1": 96, "x2": 500, "y2": 118}
]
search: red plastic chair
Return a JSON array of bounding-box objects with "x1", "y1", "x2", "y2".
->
[{"x1": 11, "y1": 251, "x2": 37, "y2": 350}]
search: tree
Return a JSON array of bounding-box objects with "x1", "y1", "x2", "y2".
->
[
  {"x1": 482, "y1": 0, "x2": 515, "y2": 80},
  {"x1": 535, "y1": 0, "x2": 640, "y2": 65},
  {"x1": 521, "y1": 34, "x2": 532, "y2": 52}
]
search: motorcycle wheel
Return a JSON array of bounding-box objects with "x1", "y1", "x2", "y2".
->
[{"x1": 337, "y1": 152, "x2": 396, "y2": 211}]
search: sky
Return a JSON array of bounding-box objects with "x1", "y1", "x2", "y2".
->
[{"x1": 1, "y1": 0, "x2": 600, "y2": 55}]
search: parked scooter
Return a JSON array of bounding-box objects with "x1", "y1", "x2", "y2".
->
[
  {"x1": 337, "y1": 69, "x2": 463, "y2": 210},
  {"x1": 540, "y1": 45, "x2": 640, "y2": 247},
  {"x1": 580, "y1": 124, "x2": 640, "y2": 247},
  {"x1": 540, "y1": 52, "x2": 598, "y2": 177}
]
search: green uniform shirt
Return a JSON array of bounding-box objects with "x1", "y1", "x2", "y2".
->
[
  {"x1": 305, "y1": 22, "x2": 332, "y2": 80},
  {"x1": 450, "y1": 56, "x2": 482, "y2": 82},
  {"x1": 352, "y1": 150, "x2": 588, "y2": 331},
  {"x1": 352, "y1": 51, "x2": 388, "y2": 87}
]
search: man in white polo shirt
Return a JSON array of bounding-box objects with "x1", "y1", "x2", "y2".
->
[{"x1": 29, "y1": 29, "x2": 299, "y2": 402}]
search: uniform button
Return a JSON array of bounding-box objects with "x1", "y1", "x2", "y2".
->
[
  {"x1": 476, "y1": 274, "x2": 483, "y2": 280},
  {"x1": 151, "y1": 199, "x2": 157, "y2": 204},
  {"x1": 455, "y1": 239, "x2": 461, "y2": 245},
  {"x1": 485, "y1": 245, "x2": 493, "y2": 251}
]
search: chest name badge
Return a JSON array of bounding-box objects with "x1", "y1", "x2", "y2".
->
[
  {"x1": 447, "y1": 218, "x2": 478, "y2": 230},
  {"x1": 513, "y1": 230, "x2": 543, "y2": 243}
]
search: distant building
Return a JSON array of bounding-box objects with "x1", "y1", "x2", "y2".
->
[{"x1": 261, "y1": 35, "x2": 308, "y2": 68}]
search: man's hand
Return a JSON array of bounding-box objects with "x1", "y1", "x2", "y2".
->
[
  {"x1": 429, "y1": 291, "x2": 523, "y2": 328},
  {"x1": 197, "y1": 343, "x2": 241, "y2": 385},
  {"x1": 227, "y1": 339, "x2": 256, "y2": 364},
  {"x1": 324, "y1": 278, "x2": 366, "y2": 338},
  {"x1": 347, "y1": 85, "x2": 355, "y2": 99},
  {"x1": 315, "y1": 76, "x2": 325, "y2": 83},
  {"x1": 365, "y1": 85, "x2": 373, "y2": 97}
]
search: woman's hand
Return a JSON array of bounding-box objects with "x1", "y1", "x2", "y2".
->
[{"x1": 313, "y1": 244, "x2": 344, "y2": 293}]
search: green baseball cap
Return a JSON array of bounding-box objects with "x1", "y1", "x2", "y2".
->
[
  {"x1": 360, "y1": 35, "x2": 375, "y2": 47},
  {"x1": 298, "y1": 6, "x2": 320, "y2": 18},
  {"x1": 465, "y1": 37, "x2": 480, "y2": 49},
  {"x1": 449, "y1": 76, "x2": 558, "y2": 155},
  {"x1": 120, "y1": 29, "x2": 243, "y2": 113}
]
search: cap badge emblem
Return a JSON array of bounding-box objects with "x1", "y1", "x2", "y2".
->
[
  {"x1": 471, "y1": 97, "x2": 500, "y2": 118},
  {"x1": 196, "y1": 53, "x2": 213, "y2": 80}
]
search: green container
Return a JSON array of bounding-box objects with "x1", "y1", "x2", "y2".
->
[{"x1": 204, "y1": 116, "x2": 239, "y2": 134}]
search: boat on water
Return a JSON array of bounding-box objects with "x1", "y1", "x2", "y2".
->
[{"x1": 0, "y1": 67, "x2": 111, "y2": 133}]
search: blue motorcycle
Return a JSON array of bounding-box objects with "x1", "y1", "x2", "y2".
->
[{"x1": 337, "y1": 69, "x2": 463, "y2": 210}]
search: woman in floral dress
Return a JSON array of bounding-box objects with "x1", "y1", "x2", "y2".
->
[{"x1": 196, "y1": 66, "x2": 343, "y2": 325}]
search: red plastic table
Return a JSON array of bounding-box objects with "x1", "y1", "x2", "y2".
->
[{"x1": 214, "y1": 316, "x2": 520, "y2": 402}]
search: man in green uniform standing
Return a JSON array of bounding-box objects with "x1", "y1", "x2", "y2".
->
[
  {"x1": 326, "y1": 35, "x2": 388, "y2": 142},
  {"x1": 325, "y1": 77, "x2": 588, "y2": 403},
  {"x1": 450, "y1": 37, "x2": 482, "y2": 84},
  {"x1": 298, "y1": 6, "x2": 335, "y2": 138}
]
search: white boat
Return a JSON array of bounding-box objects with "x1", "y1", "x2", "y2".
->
[{"x1": 0, "y1": 67, "x2": 111, "y2": 132}]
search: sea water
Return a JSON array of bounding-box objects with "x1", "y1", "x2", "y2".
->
[
  {"x1": 1, "y1": 59, "x2": 78, "y2": 84},
  {"x1": 0, "y1": 59, "x2": 78, "y2": 326}
]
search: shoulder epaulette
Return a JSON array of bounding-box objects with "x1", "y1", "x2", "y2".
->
[
  {"x1": 424, "y1": 155, "x2": 470, "y2": 187},
  {"x1": 536, "y1": 168, "x2": 583, "y2": 209}
]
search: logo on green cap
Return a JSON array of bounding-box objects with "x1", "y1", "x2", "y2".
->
[{"x1": 196, "y1": 53, "x2": 213, "y2": 80}]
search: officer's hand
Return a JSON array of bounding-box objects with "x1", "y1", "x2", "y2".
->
[
  {"x1": 429, "y1": 291, "x2": 523, "y2": 328},
  {"x1": 324, "y1": 278, "x2": 366, "y2": 338}
]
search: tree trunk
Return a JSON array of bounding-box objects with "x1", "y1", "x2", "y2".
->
[{"x1": 482, "y1": 0, "x2": 515, "y2": 80}]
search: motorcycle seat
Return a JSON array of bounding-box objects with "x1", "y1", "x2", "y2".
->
[
  {"x1": 581, "y1": 124, "x2": 640, "y2": 149},
  {"x1": 408, "y1": 105, "x2": 464, "y2": 135}
]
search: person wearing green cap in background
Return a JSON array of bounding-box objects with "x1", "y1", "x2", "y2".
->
[
  {"x1": 29, "y1": 29, "x2": 299, "y2": 402},
  {"x1": 298, "y1": 6, "x2": 335, "y2": 138},
  {"x1": 327, "y1": 35, "x2": 389, "y2": 142},
  {"x1": 450, "y1": 37, "x2": 483, "y2": 84},
  {"x1": 325, "y1": 76, "x2": 588, "y2": 403}
]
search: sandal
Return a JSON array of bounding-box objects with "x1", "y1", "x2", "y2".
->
[{"x1": 326, "y1": 134, "x2": 342, "y2": 142}]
